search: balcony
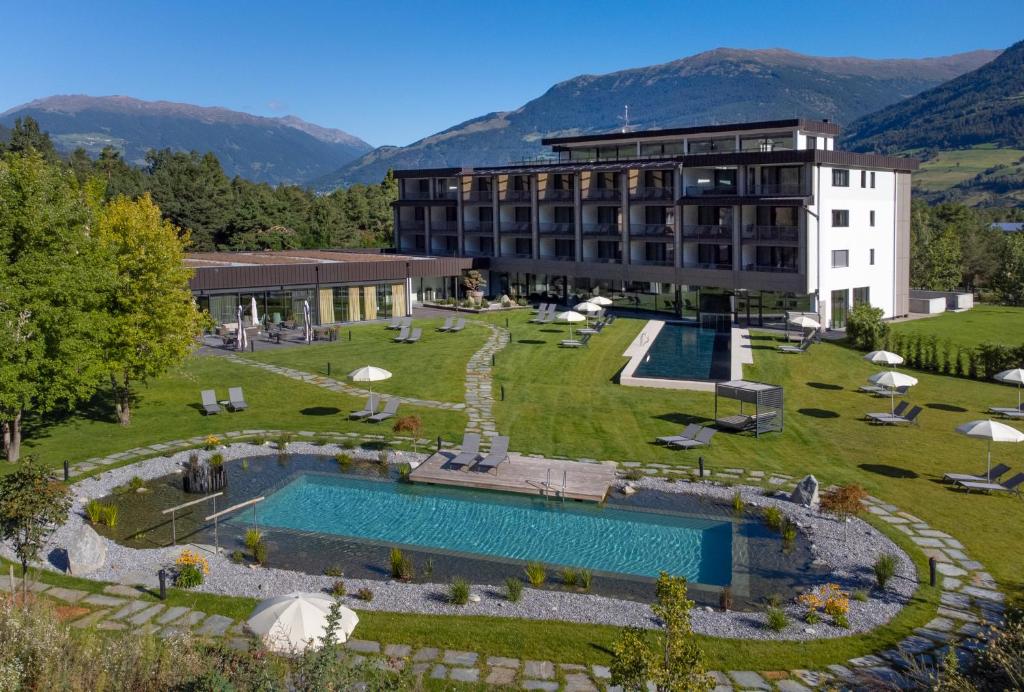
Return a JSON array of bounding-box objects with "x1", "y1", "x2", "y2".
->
[
  {"x1": 752, "y1": 183, "x2": 810, "y2": 197},
  {"x1": 581, "y1": 222, "x2": 622, "y2": 236},
  {"x1": 538, "y1": 222, "x2": 575, "y2": 236},
  {"x1": 431, "y1": 221, "x2": 458, "y2": 234},
  {"x1": 581, "y1": 256, "x2": 622, "y2": 264},
  {"x1": 499, "y1": 221, "x2": 532, "y2": 234},
  {"x1": 742, "y1": 225, "x2": 799, "y2": 242},
  {"x1": 463, "y1": 249, "x2": 495, "y2": 258},
  {"x1": 463, "y1": 221, "x2": 494, "y2": 234},
  {"x1": 631, "y1": 186, "x2": 675, "y2": 202},
  {"x1": 500, "y1": 251, "x2": 533, "y2": 259},
  {"x1": 682, "y1": 224, "x2": 733, "y2": 241},
  {"x1": 582, "y1": 188, "x2": 621, "y2": 202},
  {"x1": 434, "y1": 189, "x2": 459, "y2": 201},
  {"x1": 464, "y1": 190, "x2": 494, "y2": 204},
  {"x1": 398, "y1": 220, "x2": 426, "y2": 231},
  {"x1": 539, "y1": 255, "x2": 575, "y2": 262},
  {"x1": 539, "y1": 189, "x2": 574, "y2": 202},
  {"x1": 401, "y1": 191, "x2": 432, "y2": 201},
  {"x1": 501, "y1": 190, "x2": 531, "y2": 202},
  {"x1": 631, "y1": 257, "x2": 675, "y2": 267},
  {"x1": 684, "y1": 261, "x2": 734, "y2": 271},
  {"x1": 631, "y1": 223, "x2": 674, "y2": 238},
  {"x1": 683, "y1": 185, "x2": 737, "y2": 197},
  {"x1": 428, "y1": 247, "x2": 459, "y2": 257},
  {"x1": 743, "y1": 263, "x2": 800, "y2": 274}
]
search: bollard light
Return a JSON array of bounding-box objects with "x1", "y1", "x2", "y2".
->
[
  {"x1": 63, "y1": 460, "x2": 69, "y2": 482},
  {"x1": 436, "y1": 436, "x2": 442, "y2": 452},
  {"x1": 158, "y1": 569, "x2": 167, "y2": 600},
  {"x1": 698, "y1": 456, "x2": 705, "y2": 478},
  {"x1": 929, "y1": 557, "x2": 937, "y2": 587},
  {"x1": 327, "y1": 362, "x2": 331, "y2": 377}
]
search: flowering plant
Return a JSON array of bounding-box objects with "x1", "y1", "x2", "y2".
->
[
  {"x1": 175, "y1": 549, "x2": 210, "y2": 575},
  {"x1": 203, "y1": 434, "x2": 221, "y2": 450},
  {"x1": 797, "y1": 583, "x2": 849, "y2": 619}
]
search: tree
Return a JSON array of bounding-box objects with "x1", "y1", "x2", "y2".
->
[
  {"x1": 610, "y1": 573, "x2": 714, "y2": 692},
  {"x1": 145, "y1": 149, "x2": 232, "y2": 249},
  {"x1": 0, "y1": 456, "x2": 72, "y2": 579},
  {"x1": 921, "y1": 225, "x2": 963, "y2": 291},
  {"x1": 820, "y1": 484, "x2": 868, "y2": 541},
  {"x1": 392, "y1": 415, "x2": 424, "y2": 453},
  {"x1": 992, "y1": 233, "x2": 1024, "y2": 305},
  {"x1": 4, "y1": 117, "x2": 59, "y2": 162},
  {"x1": 0, "y1": 152, "x2": 113, "y2": 461},
  {"x1": 95, "y1": 194, "x2": 207, "y2": 425},
  {"x1": 845, "y1": 303, "x2": 888, "y2": 351}
]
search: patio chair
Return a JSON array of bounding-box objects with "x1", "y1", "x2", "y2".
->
[
  {"x1": 348, "y1": 394, "x2": 380, "y2": 420},
  {"x1": 559, "y1": 333, "x2": 591, "y2": 348},
  {"x1": 474, "y1": 435, "x2": 510, "y2": 474},
  {"x1": 668, "y1": 426, "x2": 716, "y2": 450},
  {"x1": 954, "y1": 472, "x2": 1024, "y2": 497},
  {"x1": 404, "y1": 328, "x2": 422, "y2": 343},
  {"x1": 227, "y1": 387, "x2": 247, "y2": 412},
  {"x1": 367, "y1": 398, "x2": 400, "y2": 423},
  {"x1": 200, "y1": 390, "x2": 222, "y2": 415},
  {"x1": 450, "y1": 318, "x2": 466, "y2": 333},
  {"x1": 393, "y1": 325, "x2": 410, "y2": 342},
  {"x1": 989, "y1": 403, "x2": 1024, "y2": 418},
  {"x1": 656, "y1": 423, "x2": 702, "y2": 446},
  {"x1": 579, "y1": 322, "x2": 605, "y2": 336},
  {"x1": 943, "y1": 463, "x2": 1011, "y2": 484},
  {"x1": 715, "y1": 411, "x2": 777, "y2": 432},
  {"x1": 447, "y1": 433, "x2": 481, "y2": 470},
  {"x1": 534, "y1": 302, "x2": 549, "y2": 313},
  {"x1": 778, "y1": 337, "x2": 811, "y2": 354},
  {"x1": 437, "y1": 316, "x2": 454, "y2": 332},
  {"x1": 865, "y1": 400, "x2": 909, "y2": 422},
  {"x1": 386, "y1": 316, "x2": 403, "y2": 329},
  {"x1": 872, "y1": 405, "x2": 923, "y2": 426},
  {"x1": 873, "y1": 385, "x2": 911, "y2": 399}
]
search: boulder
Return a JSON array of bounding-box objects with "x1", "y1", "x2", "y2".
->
[
  {"x1": 65, "y1": 523, "x2": 107, "y2": 575},
  {"x1": 790, "y1": 474, "x2": 820, "y2": 507},
  {"x1": 620, "y1": 484, "x2": 637, "y2": 496}
]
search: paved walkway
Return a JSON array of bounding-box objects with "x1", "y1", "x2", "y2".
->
[{"x1": 463, "y1": 321, "x2": 511, "y2": 448}]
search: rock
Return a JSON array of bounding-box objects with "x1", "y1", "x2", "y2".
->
[
  {"x1": 790, "y1": 475, "x2": 820, "y2": 507},
  {"x1": 468, "y1": 594, "x2": 481, "y2": 603},
  {"x1": 804, "y1": 628, "x2": 816, "y2": 634},
  {"x1": 65, "y1": 523, "x2": 106, "y2": 575},
  {"x1": 621, "y1": 484, "x2": 637, "y2": 496}
]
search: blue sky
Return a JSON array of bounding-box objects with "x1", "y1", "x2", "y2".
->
[{"x1": 1, "y1": 1, "x2": 1021, "y2": 147}]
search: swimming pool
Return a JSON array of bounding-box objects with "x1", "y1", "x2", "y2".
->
[
  {"x1": 252, "y1": 473, "x2": 733, "y2": 585},
  {"x1": 632, "y1": 322, "x2": 731, "y2": 381}
]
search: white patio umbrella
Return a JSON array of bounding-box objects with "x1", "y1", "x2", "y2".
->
[
  {"x1": 995, "y1": 368, "x2": 1024, "y2": 411},
  {"x1": 556, "y1": 310, "x2": 586, "y2": 340},
  {"x1": 574, "y1": 301, "x2": 601, "y2": 326},
  {"x1": 250, "y1": 296, "x2": 260, "y2": 329},
  {"x1": 789, "y1": 315, "x2": 820, "y2": 330},
  {"x1": 247, "y1": 592, "x2": 358, "y2": 654},
  {"x1": 303, "y1": 300, "x2": 312, "y2": 344},
  {"x1": 588, "y1": 295, "x2": 613, "y2": 307},
  {"x1": 236, "y1": 305, "x2": 247, "y2": 352},
  {"x1": 868, "y1": 370, "x2": 919, "y2": 415},
  {"x1": 349, "y1": 365, "x2": 392, "y2": 414},
  {"x1": 955, "y1": 419, "x2": 1024, "y2": 481},
  {"x1": 864, "y1": 350, "x2": 905, "y2": 368}
]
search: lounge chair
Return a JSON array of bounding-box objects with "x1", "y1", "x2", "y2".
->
[
  {"x1": 367, "y1": 398, "x2": 399, "y2": 423},
  {"x1": 778, "y1": 337, "x2": 811, "y2": 354},
  {"x1": 865, "y1": 400, "x2": 909, "y2": 422},
  {"x1": 474, "y1": 436, "x2": 510, "y2": 474},
  {"x1": 200, "y1": 390, "x2": 222, "y2": 415},
  {"x1": 871, "y1": 405, "x2": 923, "y2": 426},
  {"x1": 385, "y1": 316, "x2": 402, "y2": 329},
  {"x1": 393, "y1": 325, "x2": 410, "y2": 342},
  {"x1": 656, "y1": 423, "x2": 702, "y2": 446},
  {"x1": 579, "y1": 322, "x2": 605, "y2": 336},
  {"x1": 227, "y1": 387, "x2": 247, "y2": 412},
  {"x1": 715, "y1": 411, "x2": 777, "y2": 432},
  {"x1": 449, "y1": 318, "x2": 466, "y2": 332},
  {"x1": 534, "y1": 302, "x2": 549, "y2": 314},
  {"x1": 437, "y1": 316, "x2": 454, "y2": 332},
  {"x1": 559, "y1": 333, "x2": 591, "y2": 348},
  {"x1": 954, "y1": 472, "x2": 1024, "y2": 497},
  {"x1": 989, "y1": 403, "x2": 1024, "y2": 418},
  {"x1": 404, "y1": 328, "x2": 422, "y2": 343},
  {"x1": 529, "y1": 307, "x2": 555, "y2": 324},
  {"x1": 668, "y1": 426, "x2": 716, "y2": 450},
  {"x1": 348, "y1": 394, "x2": 380, "y2": 420},
  {"x1": 943, "y1": 463, "x2": 1011, "y2": 484},
  {"x1": 447, "y1": 433, "x2": 481, "y2": 470}
]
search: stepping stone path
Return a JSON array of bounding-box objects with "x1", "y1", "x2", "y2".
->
[{"x1": 463, "y1": 321, "x2": 510, "y2": 446}]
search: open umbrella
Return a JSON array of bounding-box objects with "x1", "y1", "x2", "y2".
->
[
  {"x1": 995, "y1": 368, "x2": 1024, "y2": 411},
  {"x1": 349, "y1": 365, "x2": 392, "y2": 414},
  {"x1": 236, "y1": 305, "x2": 247, "y2": 352},
  {"x1": 250, "y1": 297, "x2": 260, "y2": 329},
  {"x1": 955, "y1": 419, "x2": 1024, "y2": 481},
  {"x1": 303, "y1": 300, "x2": 312, "y2": 344},
  {"x1": 247, "y1": 592, "x2": 358, "y2": 654},
  {"x1": 868, "y1": 370, "x2": 918, "y2": 415},
  {"x1": 789, "y1": 315, "x2": 820, "y2": 330},
  {"x1": 864, "y1": 350, "x2": 904, "y2": 368},
  {"x1": 588, "y1": 296, "x2": 613, "y2": 307},
  {"x1": 574, "y1": 301, "x2": 601, "y2": 327},
  {"x1": 556, "y1": 310, "x2": 586, "y2": 340}
]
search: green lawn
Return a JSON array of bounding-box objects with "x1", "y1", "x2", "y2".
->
[
  {"x1": 891, "y1": 305, "x2": 1024, "y2": 350},
  {"x1": 239, "y1": 317, "x2": 488, "y2": 402},
  {"x1": 912, "y1": 145, "x2": 1024, "y2": 192}
]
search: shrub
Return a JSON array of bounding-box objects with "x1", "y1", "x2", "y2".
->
[
  {"x1": 392, "y1": 415, "x2": 424, "y2": 453},
  {"x1": 244, "y1": 528, "x2": 263, "y2": 553},
  {"x1": 276, "y1": 433, "x2": 293, "y2": 450},
  {"x1": 252, "y1": 540, "x2": 268, "y2": 566},
  {"x1": 355, "y1": 587, "x2": 374, "y2": 602},
  {"x1": 833, "y1": 612, "x2": 850, "y2": 628},
  {"x1": 324, "y1": 565, "x2": 344, "y2": 578},
  {"x1": 208, "y1": 453, "x2": 224, "y2": 467},
  {"x1": 340, "y1": 438, "x2": 358, "y2": 449},
  {"x1": 559, "y1": 568, "x2": 578, "y2": 587},
  {"x1": 622, "y1": 469, "x2": 644, "y2": 481},
  {"x1": 422, "y1": 558, "x2": 434, "y2": 580},
  {"x1": 85, "y1": 499, "x2": 104, "y2": 524},
  {"x1": 128, "y1": 476, "x2": 146, "y2": 491},
  {"x1": 804, "y1": 610, "x2": 820, "y2": 624},
  {"x1": 851, "y1": 590, "x2": 868, "y2": 602},
  {"x1": 780, "y1": 519, "x2": 798, "y2": 543},
  {"x1": 174, "y1": 563, "x2": 204, "y2": 589},
  {"x1": 389, "y1": 547, "x2": 414, "y2": 581},
  {"x1": 202, "y1": 434, "x2": 221, "y2": 450},
  {"x1": 251, "y1": 435, "x2": 266, "y2": 446},
  {"x1": 798, "y1": 583, "x2": 849, "y2": 623},
  {"x1": 873, "y1": 553, "x2": 898, "y2": 589},
  {"x1": 241, "y1": 459, "x2": 249, "y2": 471},
  {"x1": 578, "y1": 569, "x2": 592, "y2": 592},
  {"x1": 376, "y1": 449, "x2": 390, "y2": 475},
  {"x1": 731, "y1": 491, "x2": 743, "y2": 515},
  {"x1": 719, "y1": 586, "x2": 733, "y2": 611},
  {"x1": 336, "y1": 453, "x2": 353, "y2": 471},
  {"x1": 102, "y1": 504, "x2": 119, "y2": 528},
  {"x1": 448, "y1": 578, "x2": 471, "y2": 605},
  {"x1": 765, "y1": 607, "x2": 789, "y2": 632},
  {"x1": 846, "y1": 303, "x2": 888, "y2": 351},
  {"x1": 820, "y1": 485, "x2": 868, "y2": 540},
  {"x1": 765, "y1": 593, "x2": 782, "y2": 608},
  {"x1": 230, "y1": 550, "x2": 245, "y2": 564},
  {"x1": 524, "y1": 562, "x2": 546, "y2": 587},
  {"x1": 312, "y1": 435, "x2": 331, "y2": 447},
  {"x1": 330, "y1": 580, "x2": 346, "y2": 597},
  {"x1": 505, "y1": 577, "x2": 523, "y2": 602},
  {"x1": 762, "y1": 506, "x2": 783, "y2": 530},
  {"x1": 398, "y1": 463, "x2": 412, "y2": 483}
]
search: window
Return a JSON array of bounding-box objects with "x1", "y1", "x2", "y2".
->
[
  {"x1": 514, "y1": 238, "x2": 531, "y2": 256},
  {"x1": 832, "y1": 250, "x2": 849, "y2": 268},
  {"x1": 870, "y1": 249, "x2": 876, "y2": 265},
  {"x1": 860, "y1": 170, "x2": 867, "y2": 188},
  {"x1": 870, "y1": 172, "x2": 876, "y2": 188},
  {"x1": 853, "y1": 287, "x2": 871, "y2": 306},
  {"x1": 806, "y1": 136, "x2": 817, "y2": 150},
  {"x1": 870, "y1": 210, "x2": 876, "y2": 227},
  {"x1": 832, "y1": 210, "x2": 849, "y2": 227},
  {"x1": 832, "y1": 169, "x2": 849, "y2": 187}
]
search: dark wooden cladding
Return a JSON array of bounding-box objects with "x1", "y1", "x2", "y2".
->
[
  {"x1": 393, "y1": 167, "x2": 467, "y2": 178},
  {"x1": 189, "y1": 256, "x2": 475, "y2": 292},
  {"x1": 541, "y1": 118, "x2": 840, "y2": 146}
]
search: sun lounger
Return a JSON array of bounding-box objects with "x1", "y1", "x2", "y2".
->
[
  {"x1": 449, "y1": 318, "x2": 466, "y2": 332},
  {"x1": 715, "y1": 411, "x2": 777, "y2": 432},
  {"x1": 393, "y1": 325, "x2": 410, "y2": 342},
  {"x1": 559, "y1": 333, "x2": 591, "y2": 348},
  {"x1": 447, "y1": 433, "x2": 481, "y2": 470},
  {"x1": 954, "y1": 472, "x2": 1024, "y2": 497},
  {"x1": 989, "y1": 403, "x2": 1024, "y2": 418},
  {"x1": 778, "y1": 337, "x2": 811, "y2": 354},
  {"x1": 859, "y1": 384, "x2": 886, "y2": 394},
  {"x1": 943, "y1": 463, "x2": 1011, "y2": 484},
  {"x1": 367, "y1": 398, "x2": 400, "y2": 423},
  {"x1": 474, "y1": 436, "x2": 510, "y2": 474},
  {"x1": 871, "y1": 405, "x2": 922, "y2": 426},
  {"x1": 579, "y1": 322, "x2": 605, "y2": 336},
  {"x1": 669, "y1": 426, "x2": 717, "y2": 450},
  {"x1": 437, "y1": 316, "x2": 454, "y2": 332},
  {"x1": 200, "y1": 389, "x2": 222, "y2": 415},
  {"x1": 865, "y1": 400, "x2": 909, "y2": 422},
  {"x1": 348, "y1": 394, "x2": 380, "y2": 420},
  {"x1": 386, "y1": 316, "x2": 402, "y2": 329},
  {"x1": 227, "y1": 387, "x2": 247, "y2": 412},
  {"x1": 656, "y1": 423, "x2": 702, "y2": 446},
  {"x1": 404, "y1": 328, "x2": 422, "y2": 343},
  {"x1": 534, "y1": 302, "x2": 549, "y2": 313}
]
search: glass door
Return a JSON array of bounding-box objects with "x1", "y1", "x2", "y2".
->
[{"x1": 830, "y1": 289, "x2": 849, "y2": 329}]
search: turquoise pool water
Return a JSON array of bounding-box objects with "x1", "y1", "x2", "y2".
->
[
  {"x1": 633, "y1": 322, "x2": 731, "y2": 381},
  {"x1": 253, "y1": 473, "x2": 733, "y2": 584}
]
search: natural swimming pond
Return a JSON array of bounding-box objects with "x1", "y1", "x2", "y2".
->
[{"x1": 632, "y1": 322, "x2": 731, "y2": 381}]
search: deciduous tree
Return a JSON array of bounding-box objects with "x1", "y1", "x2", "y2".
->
[{"x1": 0, "y1": 456, "x2": 72, "y2": 579}]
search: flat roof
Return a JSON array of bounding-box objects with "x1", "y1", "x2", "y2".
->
[
  {"x1": 541, "y1": 118, "x2": 841, "y2": 146},
  {"x1": 185, "y1": 249, "x2": 430, "y2": 269}
]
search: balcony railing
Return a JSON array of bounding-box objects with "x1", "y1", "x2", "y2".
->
[
  {"x1": 398, "y1": 220, "x2": 425, "y2": 231},
  {"x1": 402, "y1": 191, "x2": 432, "y2": 200},
  {"x1": 434, "y1": 190, "x2": 459, "y2": 200},
  {"x1": 538, "y1": 222, "x2": 575, "y2": 235},
  {"x1": 501, "y1": 251, "x2": 533, "y2": 259},
  {"x1": 582, "y1": 222, "x2": 622, "y2": 236},
  {"x1": 539, "y1": 189, "x2": 574, "y2": 202},
  {"x1": 632, "y1": 258, "x2": 675, "y2": 267},
  {"x1": 682, "y1": 224, "x2": 732, "y2": 241},
  {"x1": 463, "y1": 249, "x2": 495, "y2": 257},
  {"x1": 753, "y1": 183, "x2": 809, "y2": 196},
  {"x1": 582, "y1": 188, "x2": 620, "y2": 202},
  {"x1": 582, "y1": 256, "x2": 621, "y2": 264},
  {"x1": 499, "y1": 221, "x2": 532, "y2": 233},
  {"x1": 684, "y1": 185, "x2": 737, "y2": 197},
  {"x1": 463, "y1": 190, "x2": 494, "y2": 203},
  {"x1": 631, "y1": 186, "x2": 675, "y2": 202},
  {"x1": 428, "y1": 247, "x2": 459, "y2": 256},
  {"x1": 463, "y1": 221, "x2": 494, "y2": 234},
  {"x1": 431, "y1": 221, "x2": 458, "y2": 233},
  {"x1": 539, "y1": 255, "x2": 575, "y2": 262},
  {"x1": 743, "y1": 263, "x2": 800, "y2": 274},
  {"x1": 683, "y1": 261, "x2": 734, "y2": 271},
  {"x1": 501, "y1": 190, "x2": 531, "y2": 202},
  {"x1": 742, "y1": 225, "x2": 799, "y2": 242},
  {"x1": 631, "y1": 223, "x2": 674, "y2": 237}
]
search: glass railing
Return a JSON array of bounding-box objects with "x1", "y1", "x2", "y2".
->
[
  {"x1": 631, "y1": 186, "x2": 675, "y2": 201},
  {"x1": 631, "y1": 223, "x2": 674, "y2": 237},
  {"x1": 538, "y1": 222, "x2": 575, "y2": 235},
  {"x1": 683, "y1": 261, "x2": 734, "y2": 270},
  {"x1": 463, "y1": 222, "x2": 494, "y2": 233},
  {"x1": 499, "y1": 221, "x2": 532, "y2": 233},
  {"x1": 682, "y1": 224, "x2": 732, "y2": 240},
  {"x1": 464, "y1": 190, "x2": 494, "y2": 202},
  {"x1": 431, "y1": 221, "x2": 458, "y2": 233},
  {"x1": 581, "y1": 223, "x2": 622, "y2": 235},
  {"x1": 501, "y1": 190, "x2": 532, "y2": 202},
  {"x1": 401, "y1": 191, "x2": 432, "y2": 200},
  {"x1": 743, "y1": 264, "x2": 799, "y2": 273},
  {"x1": 539, "y1": 189, "x2": 574, "y2": 202},
  {"x1": 581, "y1": 188, "x2": 620, "y2": 201},
  {"x1": 754, "y1": 183, "x2": 809, "y2": 196},
  {"x1": 741, "y1": 225, "x2": 800, "y2": 242},
  {"x1": 683, "y1": 185, "x2": 737, "y2": 197}
]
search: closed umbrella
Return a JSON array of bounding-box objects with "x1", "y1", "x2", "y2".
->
[
  {"x1": 864, "y1": 350, "x2": 904, "y2": 368},
  {"x1": 236, "y1": 305, "x2": 247, "y2": 352},
  {"x1": 955, "y1": 419, "x2": 1024, "y2": 481},
  {"x1": 349, "y1": 365, "x2": 392, "y2": 414},
  {"x1": 995, "y1": 368, "x2": 1024, "y2": 411},
  {"x1": 868, "y1": 370, "x2": 918, "y2": 415},
  {"x1": 556, "y1": 310, "x2": 586, "y2": 340},
  {"x1": 250, "y1": 297, "x2": 260, "y2": 329},
  {"x1": 303, "y1": 300, "x2": 312, "y2": 344},
  {"x1": 247, "y1": 593, "x2": 358, "y2": 654}
]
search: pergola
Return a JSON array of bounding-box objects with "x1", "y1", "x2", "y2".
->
[{"x1": 714, "y1": 380, "x2": 784, "y2": 438}]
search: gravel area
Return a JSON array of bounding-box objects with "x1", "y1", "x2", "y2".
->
[{"x1": 4, "y1": 446, "x2": 917, "y2": 640}]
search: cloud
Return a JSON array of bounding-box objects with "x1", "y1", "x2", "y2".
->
[{"x1": 266, "y1": 99, "x2": 288, "y2": 112}]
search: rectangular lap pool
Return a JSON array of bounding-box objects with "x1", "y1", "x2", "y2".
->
[
  {"x1": 252, "y1": 473, "x2": 733, "y2": 585},
  {"x1": 632, "y1": 322, "x2": 731, "y2": 381}
]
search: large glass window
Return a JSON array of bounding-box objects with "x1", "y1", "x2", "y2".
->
[
  {"x1": 853, "y1": 286, "x2": 871, "y2": 306},
  {"x1": 832, "y1": 210, "x2": 850, "y2": 227},
  {"x1": 209, "y1": 294, "x2": 239, "y2": 326},
  {"x1": 832, "y1": 169, "x2": 850, "y2": 187},
  {"x1": 740, "y1": 134, "x2": 794, "y2": 152}
]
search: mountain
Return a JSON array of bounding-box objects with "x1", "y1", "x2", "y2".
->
[
  {"x1": 0, "y1": 95, "x2": 372, "y2": 185},
  {"x1": 841, "y1": 40, "x2": 1024, "y2": 154},
  {"x1": 317, "y1": 47, "x2": 998, "y2": 189}
]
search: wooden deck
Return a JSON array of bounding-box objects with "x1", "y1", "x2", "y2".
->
[{"x1": 409, "y1": 451, "x2": 616, "y2": 502}]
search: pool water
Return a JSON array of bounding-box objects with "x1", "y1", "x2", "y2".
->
[
  {"x1": 251, "y1": 473, "x2": 733, "y2": 585},
  {"x1": 632, "y1": 322, "x2": 731, "y2": 381}
]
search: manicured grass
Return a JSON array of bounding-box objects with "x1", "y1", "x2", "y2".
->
[
  {"x1": 239, "y1": 317, "x2": 488, "y2": 402},
  {"x1": 912, "y1": 145, "x2": 1024, "y2": 192},
  {"x1": 9, "y1": 353, "x2": 466, "y2": 473},
  {"x1": 891, "y1": 305, "x2": 1024, "y2": 350}
]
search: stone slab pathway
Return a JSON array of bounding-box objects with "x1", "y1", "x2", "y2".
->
[{"x1": 462, "y1": 321, "x2": 510, "y2": 447}]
